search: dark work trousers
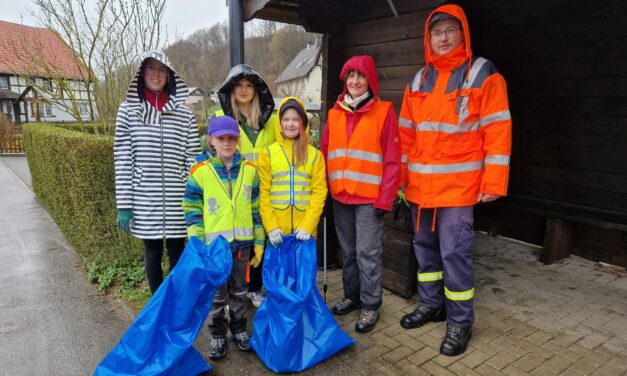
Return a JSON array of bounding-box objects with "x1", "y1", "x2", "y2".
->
[
  {"x1": 208, "y1": 247, "x2": 251, "y2": 338},
  {"x1": 333, "y1": 200, "x2": 384, "y2": 311},
  {"x1": 248, "y1": 254, "x2": 263, "y2": 293},
  {"x1": 142, "y1": 237, "x2": 185, "y2": 294},
  {"x1": 411, "y1": 204, "x2": 475, "y2": 327}
]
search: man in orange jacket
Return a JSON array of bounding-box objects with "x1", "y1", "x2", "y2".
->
[{"x1": 398, "y1": 5, "x2": 512, "y2": 356}]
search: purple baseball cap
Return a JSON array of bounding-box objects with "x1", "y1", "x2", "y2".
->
[{"x1": 207, "y1": 116, "x2": 240, "y2": 137}]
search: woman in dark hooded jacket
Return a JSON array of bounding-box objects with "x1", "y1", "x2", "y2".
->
[
  {"x1": 114, "y1": 50, "x2": 201, "y2": 294},
  {"x1": 216, "y1": 64, "x2": 279, "y2": 308}
]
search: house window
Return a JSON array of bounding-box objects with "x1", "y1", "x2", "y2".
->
[
  {"x1": 42, "y1": 79, "x2": 53, "y2": 91},
  {"x1": 0, "y1": 77, "x2": 8, "y2": 90},
  {"x1": 79, "y1": 102, "x2": 89, "y2": 117},
  {"x1": 44, "y1": 103, "x2": 53, "y2": 116}
]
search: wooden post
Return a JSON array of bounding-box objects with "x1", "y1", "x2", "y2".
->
[{"x1": 541, "y1": 218, "x2": 573, "y2": 264}]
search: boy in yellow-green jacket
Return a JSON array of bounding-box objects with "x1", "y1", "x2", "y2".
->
[{"x1": 182, "y1": 116, "x2": 265, "y2": 360}]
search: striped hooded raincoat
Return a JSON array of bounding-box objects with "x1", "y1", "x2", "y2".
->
[{"x1": 114, "y1": 51, "x2": 201, "y2": 239}]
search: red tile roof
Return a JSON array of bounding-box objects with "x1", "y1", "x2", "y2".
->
[{"x1": 0, "y1": 20, "x2": 89, "y2": 81}]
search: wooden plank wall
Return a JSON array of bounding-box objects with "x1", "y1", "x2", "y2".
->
[
  {"x1": 459, "y1": 0, "x2": 627, "y2": 266},
  {"x1": 340, "y1": 0, "x2": 446, "y2": 111},
  {"x1": 459, "y1": 0, "x2": 627, "y2": 214}
]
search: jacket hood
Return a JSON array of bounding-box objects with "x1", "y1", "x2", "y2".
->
[
  {"x1": 125, "y1": 50, "x2": 189, "y2": 111},
  {"x1": 424, "y1": 4, "x2": 472, "y2": 64},
  {"x1": 276, "y1": 96, "x2": 310, "y2": 140},
  {"x1": 218, "y1": 64, "x2": 275, "y2": 126},
  {"x1": 339, "y1": 55, "x2": 379, "y2": 99}
]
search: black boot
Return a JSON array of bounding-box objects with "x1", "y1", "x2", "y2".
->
[
  {"x1": 440, "y1": 324, "x2": 472, "y2": 356},
  {"x1": 400, "y1": 305, "x2": 446, "y2": 329}
]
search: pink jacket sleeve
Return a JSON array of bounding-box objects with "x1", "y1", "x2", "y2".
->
[{"x1": 374, "y1": 105, "x2": 401, "y2": 211}]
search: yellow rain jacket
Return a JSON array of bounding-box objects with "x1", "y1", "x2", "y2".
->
[{"x1": 258, "y1": 97, "x2": 327, "y2": 237}]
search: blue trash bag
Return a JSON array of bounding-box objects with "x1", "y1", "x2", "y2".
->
[
  {"x1": 94, "y1": 236, "x2": 233, "y2": 376},
  {"x1": 250, "y1": 235, "x2": 355, "y2": 373}
]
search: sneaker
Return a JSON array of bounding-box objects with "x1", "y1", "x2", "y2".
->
[
  {"x1": 208, "y1": 337, "x2": 226, "y2": 360},
  {"x1": 247, "y1": 291, "x2": 264, "y2": 308},
  {"x1": 355, "y1": 309, "x2": 379, "y2": 333},
  {"x1": 233, "y1": 331, "x2": 251, "y2": 351}
]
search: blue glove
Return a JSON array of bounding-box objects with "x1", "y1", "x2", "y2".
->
[{"x1": 116, "y1": 209, "x2": 133, "y2": 233}]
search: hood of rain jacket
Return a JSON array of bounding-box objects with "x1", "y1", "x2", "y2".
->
[
  {"x1": 338, "y1": 55, "x2": 380, "y2": 100},
  {"x1": 125, "y1": 50, "x2": 189, "y2": 111},
  {"x1": 423, "y1": 4, "x2": 472, "y2": 73},
  {"x1": 217, "y1": 64, "x2": 275, "y2": 128}
]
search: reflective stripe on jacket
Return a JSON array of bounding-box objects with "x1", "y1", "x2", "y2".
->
[
  {"x1": 258, "y1": 140, "x2": 327, "y2": 236},
  {"x1": 189, "y1": 159, "x2": 256, "y2": 244},
  {"x1": 327, "y1": 100, "x2": 392, "y2": 199},
  {"x1": 399, "y1": 4, "x2": 511, "y2": 208},
  {"x1": 267, "y1": 142, "x2": 317, "y2": 211}
]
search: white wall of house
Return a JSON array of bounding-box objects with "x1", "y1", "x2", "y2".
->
[
  {"x1": 3, "y1": 75, "x2": 96, "y2": 123},
  {"x1": 276, "y1": 55, "x2": 322, "y2": 105}
]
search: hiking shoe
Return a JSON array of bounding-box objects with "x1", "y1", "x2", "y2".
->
[
  {"x1": 233, "y1": 331, "x2": 251, "y2": 352},
  {"x1": 355, "y1": 309, "x2": 379, "y2": 333},
  {"x1": 247, "y1": 291, "x2": 264, "y2": 308},
  {"x1": 332, "y1": 298, "x2": 362, "y2": 315},
  {"x1": 208, "y1": 337, "x2": 226, "y2": 360}
]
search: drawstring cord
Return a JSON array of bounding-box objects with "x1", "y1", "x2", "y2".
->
[{"x1": 415, "y1": 206, "x2": 438, "y2": 233}]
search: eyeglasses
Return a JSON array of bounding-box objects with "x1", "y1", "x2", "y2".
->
[
  {"x1": 430, "y1": 28, "x2": 460, "y2": 39},
  {"x1": 145, "y1": 64, "x2": 168, "y2": 75}
]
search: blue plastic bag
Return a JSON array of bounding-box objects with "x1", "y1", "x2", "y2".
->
[
  {"x1": 94, "y1": 236, "x2": 233, "y2": 376},
  {"x1": 250, "y1": 235, "x2": 355, "y2": 373}
]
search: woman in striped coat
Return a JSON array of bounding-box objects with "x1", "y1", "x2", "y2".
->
[{"x1": 114, "y1": 51, "x2": 201, "y2": 294}]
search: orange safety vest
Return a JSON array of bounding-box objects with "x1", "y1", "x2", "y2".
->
[{"x1": 327, "y1": 100, "x2": 391, "y2": 198}]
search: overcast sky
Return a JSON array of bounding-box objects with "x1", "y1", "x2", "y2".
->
[{"x1": 0, "y1": 0, "x2": 229, "y2": 40}]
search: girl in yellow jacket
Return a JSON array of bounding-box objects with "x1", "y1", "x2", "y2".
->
[{"x1": 258, "y1": 97, "x2": 327, "y2": 245}]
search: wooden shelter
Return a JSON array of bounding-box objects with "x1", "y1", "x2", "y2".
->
[{"x1": 238, "y1": 0, "x2": 627, "y2": 296}]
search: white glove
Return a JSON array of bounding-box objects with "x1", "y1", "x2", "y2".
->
[
  {"x1": 295, "y1": 228, "x2": 311, "y2": 241},
  {"x1": 268, "y1": 228, "x2": 283, "y2": 246}
]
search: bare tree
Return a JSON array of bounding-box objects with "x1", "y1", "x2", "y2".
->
[{"x1": 3, "y1": 0, "x2": 167, "y2": 132}]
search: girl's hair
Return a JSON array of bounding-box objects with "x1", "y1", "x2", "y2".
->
[
  {"x1": 230, "y1": 80, "x2": 262, "y2": 129},
  {"x1": 281, "y1": 111, "x2": 309, "y2": 168},
  {"x1": 294, "y1": 126, "x2": 309, "y2": 168}
]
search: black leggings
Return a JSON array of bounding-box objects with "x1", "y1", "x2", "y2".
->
[{"x1": 142, "y1": 238, "x2": 185, "y2": 294}]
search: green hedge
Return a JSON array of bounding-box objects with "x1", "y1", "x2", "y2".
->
[{"x1": 23, "y1": 123, "x2": 149, "y2": 303}]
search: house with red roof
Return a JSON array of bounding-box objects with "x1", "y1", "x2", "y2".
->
[{"x1": 0, "y1": 20, "x2": 94, "y2": 124}]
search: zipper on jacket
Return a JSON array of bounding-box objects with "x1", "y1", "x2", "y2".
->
[
  {"x1": 159, "y1": 106, "x2": 166, "y2": 239},
  {"x1": 290, "y1": 144, "x2": 295, "y2": 233}
]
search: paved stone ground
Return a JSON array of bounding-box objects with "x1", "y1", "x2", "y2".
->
[
  {"x1": 3, "y1": 156, "x2": 625, "y2": 375},
  {"x1": 198, "y1": 235, "x2": 627, "y2": 375}
]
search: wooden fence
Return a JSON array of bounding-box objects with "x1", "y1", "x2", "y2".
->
[{"x1": 0, "y1": 126, "x2": 25, "y2": 154}]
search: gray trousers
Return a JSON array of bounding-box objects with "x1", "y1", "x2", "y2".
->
[
  {"x1": 333, "y1": 200, "x2": 384, "y2": 311},
  {"x1": 411, "y1": 205, "x2": 475, "y2": 327},
  {"x1": 208, "y1": 246, "x2": 250, "y2": 338}
]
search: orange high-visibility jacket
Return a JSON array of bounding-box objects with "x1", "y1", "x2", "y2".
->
[
  {"x1": 399, "y1": 4, "x2": 512, "y2": 208},
  {"x1": 327, "y1": 100, "x2": 392, "y2": 199}
]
